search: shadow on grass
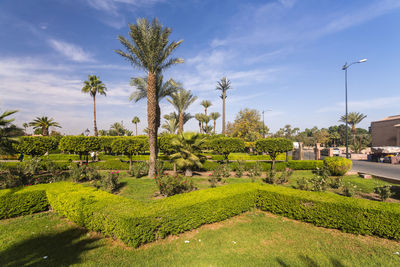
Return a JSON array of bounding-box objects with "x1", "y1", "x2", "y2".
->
[
  {"x1": 0, "y1": 228, "x2": 101, "y2": 267},
  {"x1": 276, "y1": 255, "x2": 345, "y2": 267}
]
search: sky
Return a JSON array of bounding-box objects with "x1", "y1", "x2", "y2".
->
[{"x1": 1, "y1": 0, "x2": 400, "y2": 135}]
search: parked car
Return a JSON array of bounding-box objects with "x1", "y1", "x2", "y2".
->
[{"x1": 321, "y1": 147, "x2": 340, "y2": 156}]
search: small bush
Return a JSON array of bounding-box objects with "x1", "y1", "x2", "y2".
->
[
  {"x1": 99, "y1": 171, "x2": 120, "y2": 193},
  {"x1": 247, "y1": 161, "x2": 262, "y2": 177},
  {"x1": 129, "y1": 161, "x2": 149, "y2": 178},
  {"x1": 342, "y1": 184, "x2": 356, "y2": 197},
  {"x1": 297, "y1": 177, "x2": 311, "y2": 191},
  {"x1": 374, "y1": 186, "x2": 392, "y2": 201},
  {"x1": 69, "y1": 164, "x2": 101, "y2": 182},
  {"x1": 234, "y1": 160, "x2": 245, "y2": 178},
  {"x1": 155, "y1": 175, "x2": 196, "y2": 197},
  {"x1": 323, "y1": 157, "x2": 352, "y2": 176},
  {"x1": 263, "y1": 169, "x2": 277, "y2": 184},
  {"x1": 329, "y1": 177, "x2": 343, "y2": 189}
]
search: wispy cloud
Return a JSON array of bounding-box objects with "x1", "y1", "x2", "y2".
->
[
  {"x1": 317, "y1": 96, "x2": 400, "y2": 113},
  {"x1": 48, "y1": 39, "x2": 94, "y2": 62}
]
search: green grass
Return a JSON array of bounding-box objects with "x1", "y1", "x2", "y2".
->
[{"x1": 1, "y1": 211, "x2": 400, "y2": 266}]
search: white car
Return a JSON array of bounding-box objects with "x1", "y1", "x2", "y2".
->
[{"x1": 332, "y1": 147, "x2": 340, "y2": 156}]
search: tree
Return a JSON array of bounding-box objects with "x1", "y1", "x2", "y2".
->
[
  {"x1": 0, "y1": 110, "x2": 23, "y2": 154},
  {"x1": 15, "y1": 136, "x2": 58, "y2": 156},
  {"x1": 111, "y1": 137, "x2": 147, "y2": 170},
  {"x1": 194, "y1": 113, "x2": 204, "y2": 133},
  {"x1": 256, "y1": 138, "x2": 293, "y2": 170},
  {"x1": 161, "y1": 116, "x2": 178, "y2": 134},
  {"x1": 211, "y1": 137, "x2": 245, "y2": 162},
  {"x1": 216, "y1": 77, "x2": 231, "y2": 135},
  {"x1": 82, "y1": 75, "x2": 107, "y2": 137},
  {"x1": 339, "y1": 112, "x2": 367, "y2": 145},
  {"x1": 59, "y1": 136, "x2": 100, "y2": 162},
  {"x1": 132, "y1": 116, "x2": 140, "y2": 136},
  {"x1": 170, "y1": 132, "x2": 205, "y2": 176},
  {"x1": 115, "y1": 17, "x2": 183, "y2": 177},
  {"x1": 210, "y1": 112, "x2": 221, "y2": 135},
  {"x1": 167, "y1": 89, "x2": 197, "y2": 133},
  {"x1": 226, "y1": 108, "x2": 268, "y2": 141},
  {"x1": 200, "y1": 100, "x2": 212, "y2": 133},
  {"x1": 22, "y1": 122, "x2": 29, "y2": 135},
  {"x1": 29, "y1": 116, "x2": 61, "y2": 136}
]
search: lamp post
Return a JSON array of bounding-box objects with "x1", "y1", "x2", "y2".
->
[
  {"x1": 262, "y1": 109, "x2": 272, "y2": 138},
  {"x1": 342, "y1": 59, "x2": 367, "y2": 159}
]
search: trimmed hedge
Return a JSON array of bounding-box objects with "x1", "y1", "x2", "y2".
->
[
  {"x1": 324, "y1": 157, "x2": 352, "y2": 176},
  {"x1": 3, "y1": 181, "x2": 400, "y2": 247}
]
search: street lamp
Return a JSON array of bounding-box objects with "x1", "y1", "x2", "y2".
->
[
  {"x1": 262, "y1": 109, "x2": 272, "y2": 138},
  {"x1": 342, "y1": 58, "x2": 367, "y2": 159}
]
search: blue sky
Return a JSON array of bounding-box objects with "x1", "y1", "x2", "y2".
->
[{"x1": 1, "y1": 0, "x2": 400, "y2": 135}]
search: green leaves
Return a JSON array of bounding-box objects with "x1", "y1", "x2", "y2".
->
[
  {"x1": 110, "y1": 137, "x2": 147, "y2": 156},
  {"x1": 211, "y1": 137, "x2": 245, "y2": 160},
  {"x1": 58, "y1": 136, "x2": 100, "y2": 154},
  {"x1": 255, "y1": 138, "x2": 293, "y2": 160},
  {"x1": 15, "y1": 136, "x2": 59, "y2": 156}
]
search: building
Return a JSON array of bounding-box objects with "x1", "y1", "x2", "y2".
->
[{"x1": 371, "y1": 115, "x2": 400, "y2": 147}]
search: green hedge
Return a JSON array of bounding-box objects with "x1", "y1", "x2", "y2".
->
[
  {"x1": 288, "y1": 160, "x2": 323, "y2": 170},
  {"x1": 0, "y1": 186, "x2": 49, "y2": 219}
]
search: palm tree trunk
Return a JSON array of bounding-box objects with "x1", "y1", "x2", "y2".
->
[
  {"x1": 222, "y1": 92, "x2": 226, "y2": 135},
  {"x1": 135, "y1": 123, "x2": 138, "y2": 136},
  {"x1": 214, "y1": 120, "x2": 216, "y2": 134},
  {"x1": 205, "y1": 108, "x2": 208, "y2": 134},
  {"x1": 198, "y1": 122, "x2": 201, "y2": 133},
  {"x1": 93, "y1": 95, "x2": 98, "y2": 137},
  {"x1": 147, "y1": 71, "x2": 158, "y2": 178},
  {"x1": 43, "y1": 127, "x2": 48, "y2": 136},
  {"x1": 178, "y1": 112, "x2": 184, "y2": 134}
]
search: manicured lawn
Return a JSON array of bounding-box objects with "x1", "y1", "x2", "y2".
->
[{"x1": 1, "y1": 211, "x2": 400, "y2": 266}]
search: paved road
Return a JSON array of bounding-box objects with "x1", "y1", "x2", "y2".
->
[{"x1": 351, "y1": 160, "x2": 400, "y2": 180}]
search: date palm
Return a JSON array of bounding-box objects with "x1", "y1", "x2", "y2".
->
[
  {"x1": 162, "y1": 116, "x2": 178, "y2": 134},
  {"x1": 82, "y1": 75, "x2": 107, "y2": 137},
  {"x1": 167, "y1": 89, "x2": 197, "y2": 133},
  {"x1": 132, "y1": 116, "x2": 140, "y2": 136},
  {"x1": 29, "y1": 116, "x2": 61, "y2": 136},
  {"x1": 201, "y1": 100, "x2": 212, "y2": 133},
  {"x1": 210, "y1": 112, "x2": 221, "y2": 134},
  {"x1": 339, "y1": 112, "x2": 367, "y2": 144},
  {"x1": 216, "y1": 77, "x2": 232, "y2": 135},
  {"x1": 0, "y1": 110, "x2": 23, "y2": 154},
  {"x1": 115, "y1": 18, "x2": 183, "y2": 177},
  {"x1": 195, "y1": 113, "x2": 204, "y2": 133}
]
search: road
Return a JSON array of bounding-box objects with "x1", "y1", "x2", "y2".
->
[{"x1": 351, "y1": 160, "x2": 400, "y2": 180}]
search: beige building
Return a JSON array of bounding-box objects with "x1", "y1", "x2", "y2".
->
[{"x1": 371, "y1": 115, "x2": 400, "y2": 147}]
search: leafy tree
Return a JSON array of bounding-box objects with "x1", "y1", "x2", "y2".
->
[
  {"x1": 59, "y1": 136, "x2": 101, "y2": 162},
  {"x1": 216, "y1": 77, "x2": 232, "y2": 135},
  {"x1": 170, "y1": 132, "x2": 205, "y2": 176},
  {"x1": 167, "y1": 89, "x2": 197, "y2": 133},
  {"x1": 226, "y1": 108, "x2": 268, "y2": 141},
  {"x1": 211, "y1": 137, "x2": 245, "y2": 162},
  {"x1": 210, "y1": 112, "x2": 221, "y2": 135},
  {"x1": 29, "y1": 116, "x2": 61, "y2": 136},
  {"x1": 339, "y1": 112, "x2": 367, "y2": 145},
  {"x1": 0, "y1": 110, "x2": 23, "y2": 154},
  {"x1": 115, "y1": 17, "x2": 183, "y2": 177},
  {"x1": 132, "y1": 116, "x2": 140, "y2": 136},
  {"x1": 111, "y1": 137, "x2": 147, "y2": 170},
  {"x1": 256, "y1": 138, "x2": 293, "y2": 169},
  {"x1": 15, "y1": 136, "x2": 58, "y2": 156},
  {"x1": 314, "y1": 129, "x2": 330, "y2": 146},
  {"x1": 82, "y1": 75, "x2": 107, "y2": 137}
]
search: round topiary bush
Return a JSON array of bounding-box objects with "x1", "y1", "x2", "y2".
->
[{"x1": 323, "y1": 157, "x2": 352, "y2": 176}]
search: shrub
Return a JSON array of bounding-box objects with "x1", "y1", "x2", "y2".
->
[
  {"x1": 129, "y1": 161, "x2": 149, "y2": 178},
  {"x1": 15, "y1": 136, "x2": 59, "y2": 156},
  {"x1": 98, "y1": 171, "x2": 120, "y2": 193},
  {"x1": 323, "y1": 157, "x2": 352, "y2": 176},
  {"x1": 211, "y1": 137, "x2": 245, "y2": 162},
  {"x1": 263, "y1": 168, "x2": 293, "y2": 185},
  {"x1": 255, "y1": 138, "x2": 293, "y2": 169},
  {"x1": 374, "y1": 186, "x2": 392, "y2": 201},
  {"x1": 288, "y1": 160, "x2": 323, "y2": 170},
  {"x1": 309, "y1": 174, "x2": 328, "y2": 192},
  {"x1": 329, "y1": 176, "x2": 343, "y2": 189},
  {"x1": 155, "y1": 175, "x2": 196, "y2": 197},
  {"x1": 110, "y1": 137, "x2": 147, "y2": 170},
  {"x1": 234, "y1": 160, "x2": 245, "y2": 178},
  {"x1": 69, "y1": 164, "x2": 101, "y2": 182},
  {"x1": 342, "y1": 184, "x2": 356, "y2": 197},
  {"x1": 297, "y1": 177, "x2": 311, "y2": 191},
  {"x1": 247, "y1": 161, "x2": 262, "y2": 177},
  {"x1": 59, "y1": 136, "x2": 101, "y2": 161}
]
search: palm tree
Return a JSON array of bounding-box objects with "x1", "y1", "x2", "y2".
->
[
  {"x1": 162, "y1": 116, "x2": 178, "y2": 134},
  {"x1": 132, "y1": 116, "x2": 140, "y2": 136},
  {"x1": 81, "y1": 75, "x2": 107, "y2": 137},
  {"x1": 170, "y1": 132, "x2": 205, "y2": 177},
  {"x1": 167, "y1": 89, "x2": 197, "y2": 133},
  {"x1": 195, "y1": 113, "x2": 204, "y2": 133},
  {"x1": 339, "y1": 112, "x2": 367, "y2": 144},
  {"x1": 210, "y1": 112, "x2": 221, "y2": 134},
  {"x1": 130, "y1": 75, "x2": 181, "y2": 129},
  {"x1": 216, "y1": 77, "x2": 232, "y2": 135},
  {"x1": 29, "y1": 116, "x2": 61, "y2": 136},
  {"x1": 115, "y1": 18, "x2": 183, "y2": 177},
  {"x1": 22, "y1": 122, "x2": 28, "y2": 135},
  {"x1": 202, "y1": 115, "x2": 211, "y2": 134},
  {"x1": 0, "y1": 110, "x2": 23, "y2": 154},
  {"x1": 109, "y1": 122, "x2": 126, "y2": 136},
  {"x1": 200, "y1": 100, "x2": 212, "y2": 133}
]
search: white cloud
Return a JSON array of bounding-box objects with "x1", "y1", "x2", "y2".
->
[
  {"x1": 317, "y1": 96, "x2": 400, "y2": 113},
  {"x1": 48, "y1": 39, "x2": 94, "y2": 62}
]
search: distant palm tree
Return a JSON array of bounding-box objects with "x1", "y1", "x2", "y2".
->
[
  {"x1": 0, "y1": 110, "x2": 23, "y2": 154},
  {"x1": 132, "y1": 116, "x2": 140, "y2": 136},
  {"x1": 29, "y1": 116, "x2": 61, "y2": 136},
  {"x1": 339, "y1": 112, "x2": 367, "y2": 144},
  {"x1": 115, "y1": 18, "x2": 183, "y2": 177},
  {"x1": 82, "y1": 75, "x2": 107, "y2": 137},
  {"x1": 202, "y1": 115, "x2": 211, "y2": 134},
  {"x1": 22, "y1": 122, "x2": 28, "y2": 135},
  {"x1": 168, "y1": 89, "x2": 197, "y2": 133},
  {"x1": 210, "y1": 112, "x2": 221, "y2": 134},
  {"x1": 162, "y1": 116, "x2": 178, "y2": 134},
  {"x1": 110, "y1": 122, "x2": 125, "y2": 136},
  {"x1": 201, "y1": 100, "x2": 212, "y2": 133},
  {"x1": 195, "y1": 113, "x2": 204, "y2": 133},
  {"x1": 216, "y1": 77, "x2": 232, "y2": 135}
]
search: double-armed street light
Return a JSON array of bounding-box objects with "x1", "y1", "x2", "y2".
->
[{"x1": 342, "y1": 58, "x2": 367, "y2": 158}]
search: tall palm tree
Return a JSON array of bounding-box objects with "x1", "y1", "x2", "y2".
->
[
  {"x1": 210, "y1": 112, "x2": 221, "y2": 134},
  {"x1": 115, "y1": 18, "x2": 183, "y2": 177},
  {"x1": 130, "y1": 75, "x2": 181, "y2": 129},
  {"x1": 29, "y1": 116, "x2": 61, "y2": 136},
  {"x1": 132, "y1": 116, "x2": 140, "y2": 136},
  {"x1": 339, "y1": 112, "x2": 367, "y2": 144},
  {"x1": 0, "y1": 110, "x2": 23, "y2": 154},
  {"x1": 202, "y1": 115, "x2": 211, "y2": 134},
  {"x1": 195, "y1": 113, "x2": 204, "y2": 133},
  {"x1": 81, "y1": 75, "x2": 107, "y2": 137},
  {"x1": 201, "y1": 100, "x2": 212, "y2": 133},
  {"x1": 216, "y1": 77, "x2": 232, "y2": 135},
  {"x1": 167, "y1": 89, "x2": 197, "y2": 133}
]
